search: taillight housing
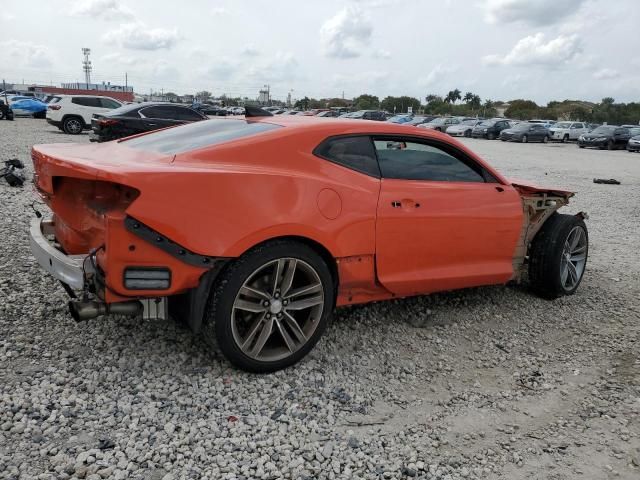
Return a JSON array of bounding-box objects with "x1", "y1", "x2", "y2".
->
[
  {"x1": 52, "y1": 178, "x2": 140, "y2": 215},
  {"x1": 98, "y1": 119, "x2": 120, "y2": 127},
  {"x1": 48, "y1": 105, "x2": 61, "y2": 110}
]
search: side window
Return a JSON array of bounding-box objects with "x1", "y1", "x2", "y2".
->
[
  {"x1": 373, "y1": 138, "x2": 487, "y2": 183},
  {"x1": 100, "y1": 98, "x2": 121, "y2": 109},
  {"x1": 314, "y1": 136, "x2": 380, "y2": 177},
  {"x1": 140, "y1": 106, "x2": 178, "y2": 119},
  {"x1": 72, "y1": 97, "x2": 101, "y2": 107},
  {"x1": 176, "y1": 107, "x2": 204, "y2": 121}
]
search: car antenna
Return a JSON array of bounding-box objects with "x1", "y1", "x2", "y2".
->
[{"x1": 244, "y1": 105, "x2": 273, "y2": 117}]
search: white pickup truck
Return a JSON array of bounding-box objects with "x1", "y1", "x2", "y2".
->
[{"x1": 549, "y1": 121, "x2": 589, "y2": 142}]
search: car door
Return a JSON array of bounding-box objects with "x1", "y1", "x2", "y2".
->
[
  {"x1": 614, "y1": 128, "x2": 631, "y2": 147},
  {"x1": 373, "y1": 136, "x2": 523, "y2": 296},
  {"x1": 139, "y1": 106, "x2": 184, "y2": 131},
  {"x1": 72, "y1": 97, "x2": 102, "y2": 125}
]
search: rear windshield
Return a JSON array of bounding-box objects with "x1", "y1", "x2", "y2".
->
[{"x1": 123, "y1": 118, "x2": 282, "y2": 154}]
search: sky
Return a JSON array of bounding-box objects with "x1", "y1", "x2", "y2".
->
[{"x1": 1, "y1": 0, "x2": 639, "y2": 104}]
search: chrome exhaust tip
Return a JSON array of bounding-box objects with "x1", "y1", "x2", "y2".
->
[{"x1": 68, "y1": 300, "x2": 143, "y2": 322}]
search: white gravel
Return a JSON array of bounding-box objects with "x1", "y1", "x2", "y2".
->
[{"x1": 0, "y1": 118, "x2": 639, "y2": 480}]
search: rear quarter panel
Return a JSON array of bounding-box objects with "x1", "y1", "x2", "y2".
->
[{"x1": 124, "y1": 129, "x2": 381, "y2": 258}]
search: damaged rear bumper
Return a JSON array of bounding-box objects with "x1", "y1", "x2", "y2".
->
[{"x1": 29, "y1": 217, "x2": 87, "y2": 290}]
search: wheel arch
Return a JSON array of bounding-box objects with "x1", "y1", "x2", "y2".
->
[
  {"x1": 61, "y1": 114, "x2": 87, "y2": 128},
  {"x1": 172, "y1": 233, "x2": 340, "y2": 334}
]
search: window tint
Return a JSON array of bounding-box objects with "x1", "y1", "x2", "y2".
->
[
  {"x1": 124, "y1": 119, "x2": 281, "y2": 154},
  {"x1": 72, "y1": 97, "x2": 102, "y2": 107},
  {"x1": 314, "y1": 136, "x2": 380, "y2": 177},
  {"x1": 175, "y1": 107, "x2": 205, "y2": 121},
  {"x1": 373, "y1": 138, "x2": 486, "y2": 183},
  {"x1": 140, "y1": 106, "x2": 182, "y2": 119},
  {"x1": 100, "y1": 98, "x2": 121, "y2": 109}
]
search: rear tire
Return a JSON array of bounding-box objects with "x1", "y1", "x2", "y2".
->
[
  {"x1": 202, "y1": 240, "x2": 335, "y2": 372},
  {"x1": 487, "y1": 132, "x2": 496, "y2": 140},
  {"x1": 464, "y1": 129, "x2": 472, "y2": 137},
  {"x1": 522, "y1": 135, "x2": 528, "y2": 143},
  {"x1": 607, "y1": 140, "x2": 615, "y2": 150},
  {"x1": 562, "y1": 134, "x2": 569, "y2": 143},
  {"x1": 542, "y1": 135, "x2": 549, "y2": 143},
  {"x1": 0, "y1": 110, "x2": 4, "y2": 120},
  {"x1": 529, "y1": 214, "x2": 588, "y2": 299},
  {"x1": 63, "y1": 116, "x2": 84, "y2": 135}
]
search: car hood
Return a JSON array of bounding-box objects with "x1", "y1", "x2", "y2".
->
[
  {"x1": 550, "y1": 127, "x2": 570, "y2": 132},
  {"x1": 502, "y1": 129, "x2": 521, "y2": 135},
  {"x1": 630, "y1": 135, "x2": 640, "y2": 141},
  {"x1": 509, "y1": 178, "x2": 574, "y2": 198}
]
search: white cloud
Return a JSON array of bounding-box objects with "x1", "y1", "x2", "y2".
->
[
  {"x1": 0, "y1": 40, "x2": 55, "y2": 68},
  {"x1": 241, "y1": 45, "x2": 260, "y2": 57},
  {"x1": 483, "y1": 0, "x2": 585, "y2": 26},
  {"x1": 483, "y1": 33, "x2": 582, "y2": 67},
  {"x1": 70, "y1": 0, "x2": 134, "y2": 21},
  {"x1": 320, "y1": 6, "x2": 373, "y2": 59},
  {"x1": 205, "y1": 58, "x2": 240, "y2": 81},
  {"x1": 593, "y1": 68, "x2": 620, "y2": 80},
  {"x1": 102, "y1": 23, "x2": 181, "y2": 50},
  {"x1": 211, "y1": 7, "x2": 228, "y2": 16},
  {"x1": 373, "y1": 49, "x2": 391, "y2": 59},
  {"x1": 1, "y1": 12, "x2": 15, "y2": 21},
  {"x1": 419, "y1": 64, "x2": 457, "y2": 88},
  {"x1": 100, "y1": 52, "x2": 139, "y2": 66}
]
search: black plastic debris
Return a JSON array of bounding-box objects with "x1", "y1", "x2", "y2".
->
[
  {"x1": 1, "y1": 158, "x2": 26, "y2": 187},
  {"x1": 593, "y1": 178, "x2": 621, "y2": 185}
]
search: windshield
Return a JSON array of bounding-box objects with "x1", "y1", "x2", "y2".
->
[
  {"x1": 406, "y1": 117, "x2": 426, "y2": 125},
  {"x1": 124, "y1": 119, "x2": 282, "y2": 154},
  {"x1": 479, "y1": 120, "x2": 495, "y2": 126},
  {"x1": 555, "y1": 122, "x2": 572, "y2": 128},
  {"x1": 428, "y1": 118, "x2": 446, "y2": 125},
  {"x1": 461, "y1": 119, "x2": 478, "y2": 126},
  {"x1": 629, "y1": 127, "x2": 640, "y2": 136},
  {"x1": 513, "y1": 123, "x2": 532, "y2": 130},
  {"x1": 591, "y1": 126, "x2": 616, "y2": 134}
]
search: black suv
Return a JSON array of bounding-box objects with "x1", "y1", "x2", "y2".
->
[{"x1": 472, "y1": 119, "x2": 510, "y2": 140}]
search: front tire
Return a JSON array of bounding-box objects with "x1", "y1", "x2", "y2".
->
[
  {"x1": 0, "y1": 110, "x2": 4, "y2": 120},
  {"x1": 63, "y1": 116, "x2": 84, "y2": 135},
  {"x1": 529, "y1": 214, "x2": 588, "y2": 299},
  {"x1": 202, "y1": 240, "x2": 335, "y2": 372},
  {"x1": 542, "y1": 135, "x2": 549, "y2": 143},
  {"x1": 522, "y1": 135, "x2": 528, "y2": 143},
  {"x1": 607, "y1": 140, "x2": 615, "y2": 150},
  {"x1": 487, "y1": 132, "x2": 496, "y2": 140},
  {"x1": 562, "y1": 134, "x2": 569, "y2": 143}
]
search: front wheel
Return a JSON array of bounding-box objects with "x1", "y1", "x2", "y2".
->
[
  {"x1": 203, "y1": 240, "x2": 335, "y2": 372},
  {"x1": 63, "y1": 116, "x2": 84, "y2": 135},
  {"x1": 464, "y1": 129, "x2": 472, "y2": 138},
  {"x1": 562, "y1": 134, "x2": 569, "y2": 143},
  {"x1": 0, "y1": 110, "x2": 4, "y2": 120},
  {"x1": 522, "y1": 135, "x2": 528, "y2": 143},
  {"x1": 607, "y1": 140, "x2": 615, "y2": 150},
  {"x1": 487, "y1": 132, "x2": 496, "y2": 140},
  {"x1": 529, "y1": 214, "x2": 588, "y2": 299},
  {"x1": 542, "y1": 135, "x2": 549, "y2": 143}
]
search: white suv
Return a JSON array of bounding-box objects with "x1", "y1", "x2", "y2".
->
[
  {"x1": 46, "y1": 95, "x2": 123, "y2": 134},
  {"x1": 549, "y1": 121, "x2": 589, "y2": 142}
]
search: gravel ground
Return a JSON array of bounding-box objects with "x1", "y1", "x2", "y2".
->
[{"x1": 1, "y1": 117, "x2": 639, "y2": 480}]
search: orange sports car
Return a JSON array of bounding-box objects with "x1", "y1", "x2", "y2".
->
[{"x1": 30, "y1": 107, "x2": 589, "y2": 372}]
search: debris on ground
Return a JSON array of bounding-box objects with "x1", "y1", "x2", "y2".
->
[
  {"x1": 0, "y1": 158, "x2": 26, "y2": 187},
  {"x1": 593, "y1": 178, "x2": 621, "y2": 184}
]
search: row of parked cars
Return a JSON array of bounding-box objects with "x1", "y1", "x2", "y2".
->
[{"x1": 5, "y1": 91, "x2": 640, "y2": 152}]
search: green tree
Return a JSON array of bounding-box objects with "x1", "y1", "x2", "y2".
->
[
  {"x1": 504, "y1": 99, "x2": 540, "y2": 120},
  {"x1": 353, "y1": 94, "x2": 380, "y2": 110},
  {"x1": 294, "y1": 96, "x2": 311, "y2": 110},
  {"x1": 380, "y1": 96, "x2": 421, "y2": 113},
  {"x1": 195, "y1": 90, "x2": 212, "y2": 102},
  {"x1": 445, "y1": 89, "x2": 462, "y2": 104}
]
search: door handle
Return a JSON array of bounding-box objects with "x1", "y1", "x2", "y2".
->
[{"x1": 391, "y1": 200, "x2": 420, "y2": 208}]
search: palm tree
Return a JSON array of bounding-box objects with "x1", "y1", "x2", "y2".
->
[
  {"x1": 445, "y1": 89, "x2": 462, "y2": 104},
  {"x1": 463, "y1": 92, "x2": 474, "y2": 104}
]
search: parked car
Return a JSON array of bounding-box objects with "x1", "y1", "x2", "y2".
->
[
  {"x1": 549, "y1": 122, "x2": 589, "y2": 142},
  {"x1": 529, "y1": 119, "x2": 556, "y2": 128},
  {"x1": 30, "y1": 114, "x2": 588, "y2": 372},
  {"x1": 387, "y1": 114, "x2": 414, "y2": 124},
  {"x1": 403, "y1": 115, "x2": 434, "y2": 127},
  {"x1": 344, "y1": 110, "x2": 386, "y2": 121},
  {"x1": 316, "y1": 110, "x2": 339, "y2": 117},
  {"x1": 471, "y1": 119, "x2": 511, "y2": 139},
  {"x1": 90, "y1": 102, "x2": 207, "y2": 142},
  {"x1": 627, "y1": 131, "x2": 640, "y2": 152},
  {"x1": 446, "y1": 119, "x2": 483, "y2": 137},
  {"x1": 46, "y1": 95, "x2": 123, "y2": 134},
  {"x1": 419, "y1": 117, "x2": 460, "y2": 132},
  {"x1": 500, "y1": 122, "x2": 551, "y2": 143},
  {"x1": 10, "y1": 98, "x2": 47, "y2": 118},
  {"x1": 0, "y1": 100, "x2": 14, "y2": 120},
  {"x1": 577, "y1": 125, "x2": 632, "y2": 150},
  {"x1": 193, "y1": 103, "x2": 227, "y2": 116}
]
